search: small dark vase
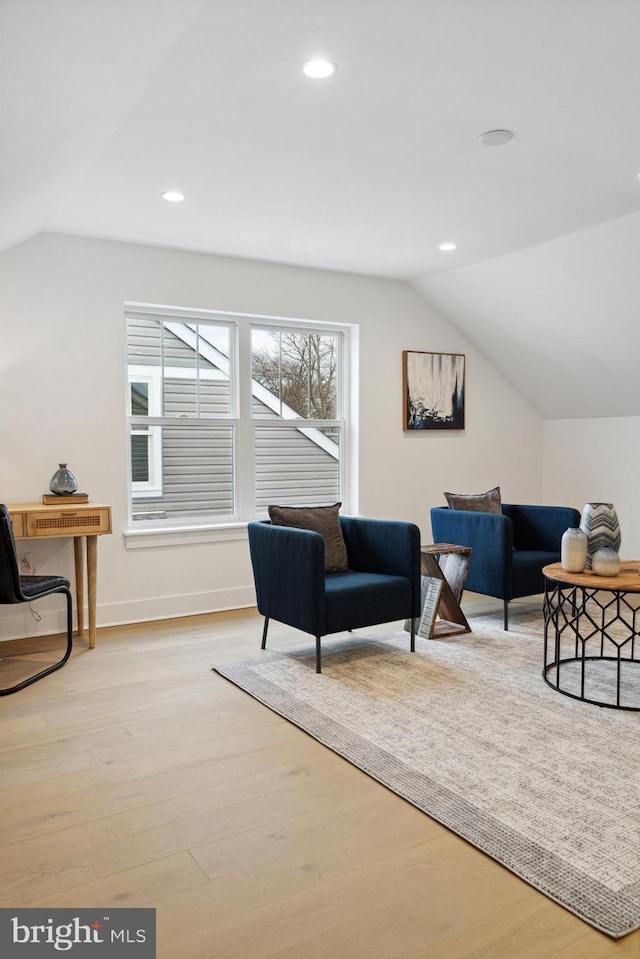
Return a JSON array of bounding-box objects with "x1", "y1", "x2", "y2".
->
[{"x1": 49, "y1": 463, "x2": 78, "y2": 495}]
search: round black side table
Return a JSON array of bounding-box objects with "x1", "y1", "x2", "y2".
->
[{"x1": 543, "y1": 561, "x2": 640, "y2": 710}]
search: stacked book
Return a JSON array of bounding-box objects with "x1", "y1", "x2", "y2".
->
[{"x1": 42, "y1": 493, "x2": 89, "y2": 505}]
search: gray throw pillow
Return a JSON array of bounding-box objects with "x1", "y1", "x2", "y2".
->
[
  {"x1": 268, "y1": 502, "x2": 349, "y2": 572},
  {"x1": 444, "y1": 486, "x2": 502, "y2": 514}
]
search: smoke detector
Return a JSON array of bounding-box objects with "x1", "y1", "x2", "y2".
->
[{"x1": 478, "y1": 129, "x2": 514, "y2": 147}]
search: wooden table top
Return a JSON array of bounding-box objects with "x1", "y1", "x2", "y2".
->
[
  {"x1": 423, "y1": 543, "x2": 472, "y2": 556},
  {"x1": 543, "y1": 560, "x2": 640, "y2": 592}
]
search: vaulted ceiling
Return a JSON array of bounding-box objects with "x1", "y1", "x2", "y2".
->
[{"x1": 3, "y1": 0, "x2": 640, "y2": 417}]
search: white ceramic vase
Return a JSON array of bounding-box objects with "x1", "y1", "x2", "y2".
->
[
  {"x1": 592, "y1": 547, "x2": 621, "y2": 577},
  {"x1": 561, "y1": 527, "x2": 588, "y2": 573}
]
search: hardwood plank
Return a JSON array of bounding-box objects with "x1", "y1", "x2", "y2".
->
[
  {"x1": 23, "y1": 852, "x2": 208, "y2": 910},
  {"x1": 0, "y1": 739, "x2": 340, "y2": 846},
  {"x1": 0, "y1": 601, "x2": 637, "y2": 959},
  {"x1": 3, "y1": 852, "x2": 97, "y2": 904},
  {"x1": 88, "y1": 761, "x2": 362, "y2": 879}
]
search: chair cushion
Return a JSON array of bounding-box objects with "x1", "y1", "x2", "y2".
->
[
  {"x1": 268, "y1": 503, "x2": 349, "y2": 572},
  {"x1": 20, "y1": 574, "x2": 70, "y2": 598},
  {"x1": 444, "y1": 486, "x2": 502, "y2": 514},
  {"x1": 324, "y1": 570, "x2": 412, "y2": 634}
]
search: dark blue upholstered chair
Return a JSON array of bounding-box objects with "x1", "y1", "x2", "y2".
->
[
  {"x1": 247, "y1": 516, "x2": 422, "y2": 673},
  {"x1": 430, "y1": 504, "x2": 580, "y2": 630}
]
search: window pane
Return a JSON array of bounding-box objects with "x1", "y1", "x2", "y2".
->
[
  {"x1": 127, "y1": 317, "x2": 231, "y2": 417},
  {"x1": 195, "y1": 324, "x2": 231, "y2": 416},
  {"x1": 163, "y1": 324, "x2": 197, "y2": 415},
  {"x1": 130, "y1": 424, "x2": 234, "y2": 522},
  {"x1": 164, "y1": 369, "x2": 231, "y2": 417},
  {"x1": 251, "y1": 329, "x2": 338, "y2": 420},
  {"x1": 127, "y1": 316, "x2": 162, "y2": 368},
  {"x1": 162, "y1": 323, "x2": 231, "y2": 417},
  {"x1": 130, "y1": 383, "x2": 149, "y2": 416},
  {"x1": 251, "y1": 328, "x2": 281, "y2": 417},
  {"x1": 131, "y1": 434, "x2": 149, "y2": 482},
  {"x1": 254, "y1": 425, "x2": 340, "y2": 509}
]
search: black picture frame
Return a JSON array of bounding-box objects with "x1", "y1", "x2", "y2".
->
[{"x1": 402, "y1": 350, "x2": 465, "y2": 430}]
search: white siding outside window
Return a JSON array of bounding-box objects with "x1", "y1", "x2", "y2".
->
[{"x1": 125, "y1": 305, "x2": 352, "y2": 534}]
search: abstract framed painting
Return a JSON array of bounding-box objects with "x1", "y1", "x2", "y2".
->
[{"x1": 402, "y1": 351, "x2": 465, "y2": 430}]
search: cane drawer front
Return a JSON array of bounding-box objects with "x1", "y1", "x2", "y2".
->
[{"x1": 24, "y1": 507, "x2": 112, "y2": 538}]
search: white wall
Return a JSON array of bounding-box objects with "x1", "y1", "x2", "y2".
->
[
  {"x1": 544, "y1": 416, "x2": 640, "y2": 558},
  {"x1": 0, "y1": 233, "x2": 543, "y2": 638}
]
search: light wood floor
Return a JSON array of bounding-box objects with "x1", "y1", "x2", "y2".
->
[{"x1": 1, "y1": 598, "x2": 638, "y2": 959}]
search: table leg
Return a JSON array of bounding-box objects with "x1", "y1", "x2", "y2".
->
[
  {"x1": 87, "y1": 535, "x2": 97, "y2": 649},
  {"x1": 73, "y1": 537, "x2": 85, "y2": 636}
]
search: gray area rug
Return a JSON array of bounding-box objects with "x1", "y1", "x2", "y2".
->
[{"x1": 213, "y1": 610, "x2": 640, "y2": 938}]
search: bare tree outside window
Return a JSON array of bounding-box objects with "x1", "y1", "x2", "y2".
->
[{"x1": 252, "y1": 330, "x2": 337, "y2": 419}]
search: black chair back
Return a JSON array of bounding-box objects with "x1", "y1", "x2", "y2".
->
[
  {"x1": 0, "y1": 503, "x2": 74, "y2": 695},
  {"x1": 0, "y1": 504, "x2": 24, "y2": 604}
]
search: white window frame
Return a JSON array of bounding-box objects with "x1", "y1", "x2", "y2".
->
[
  {"x1": 124, "y1": 303, "x2": 356, "y2": 545},
  {"x1": 127, "y1": 368, "x2": 163, "y2": 497}
]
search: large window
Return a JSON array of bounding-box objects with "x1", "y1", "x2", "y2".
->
[{"x1": 125, "y1": 306, "x2": 351, "y2": 529}]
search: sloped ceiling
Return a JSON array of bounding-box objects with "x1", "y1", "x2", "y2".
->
[
  {"x1": 413, "y1": 212, "x2": 640, "y2": 419},
  {"x1": 2, "y1": 0, "x2": 640, "y2": 417},
  {"x1": 0, "y1": 0, "x2": 209, "y2": 251}
]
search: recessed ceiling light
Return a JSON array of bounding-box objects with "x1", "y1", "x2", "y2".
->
[
  {"x1": 478, "y1": 129, "x2": 514, "y2": 147},
  {"x1": 302, "y1": 59, "x2": 336, "y2": 79},
  {"x1": 438, "y1": 242, "x2": 457, "y2": 252},
  {"x1": 162, "y1": 191, "x2": 186, "y2": 202}
]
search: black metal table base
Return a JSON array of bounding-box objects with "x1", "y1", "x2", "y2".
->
[{"x1": 543, "y1": 580, "x2": 640, "y2": 710}]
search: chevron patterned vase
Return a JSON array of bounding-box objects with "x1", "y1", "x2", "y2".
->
[{"x1": 579, "y1": 502, "x2": 621, "y2": 570}]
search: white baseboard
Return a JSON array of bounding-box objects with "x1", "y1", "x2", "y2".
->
[
  {"x1": 0, "y1": 585, "x2": 257, "y2": 641},
  {"x1": 98, "y1": 585, "x2": 257, "y2": 628}
]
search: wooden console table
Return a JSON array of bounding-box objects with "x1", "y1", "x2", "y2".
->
[{"x1": 7, "y1": 502, "x2": 112, "y2": 648}]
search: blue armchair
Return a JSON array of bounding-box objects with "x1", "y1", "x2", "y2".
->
[
  {"x1": 430, "y1": 504, "x2": 580, "y2": 629},
  {"x1": 248, "y1": 516, "x2": 422, "y2": 673}
]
